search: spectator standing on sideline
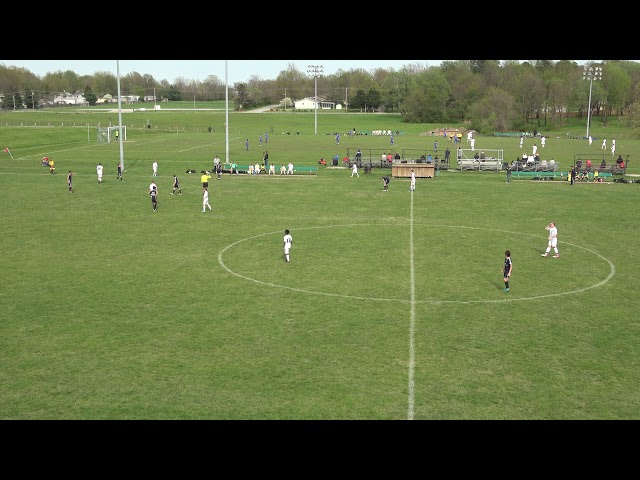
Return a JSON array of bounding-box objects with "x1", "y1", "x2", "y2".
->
[
  {"x1": 502, "y1": 250, "x2": 512, "y2": 292},
  {"x1": 213, "y1": 155, "x2": 221, "y2": 171},
  {"x1": 200, "y1": 170, "x2": 211, "y2": 190},
  {"x1": 150, "y1": 185, "x2": 158, "y2": 211},
  {"x1": 283, "y1": 229, "x2": 293, "y2": 263},
  {"x1": 152, "y1": 160, "x2": 158, "y2": 177},
  {"x1": 541, "y1": 136, "x2": 546, "y2": 148},
  {"x1": 263, "y1": 151, "x2": 269, "y2": 171},
  {"x1": 519, "y1": 135, "x2": 524, "y2": 149},
  {"x1": 601, "y1": 138, "x2": 607, "y2": 150},
  {"x1": 117, "y1": 162, "x2": 123, "y2": 181},
  {"x1": 351, "y1": 162, "x2": 359, "y2": 177},
  {"x1": 336, "y1": 132, "x2": 340, "y2": 145},
  {"x1": 171, "y1": 175, "x2": 182, "y2": 195},
  {"x1": 216, "y1": 162, "x2": 222, "y2": 180},
  {"x1": 355, "y1": 149, "x2": 362, "y2": 165},
  {"x1": 259, "y1": 134, "x2": 262, "y2": 147},
  {"x1": 434, "y1": 140, "x2": 438, "y2": 152},
  {"x1": 96, "y1": 163, "x2": 103, "y2": 183},
  {"x1": 410, "y1": 169, "x2": 416, "y2": 191},
  {"x1": 541, "y1": 222, "x2": 559, "y2": 258},
  {"x1": 444, "y1": 147, "x2": 451, "y2": 164},
  {"x1": 570, "y1": 165, "x2": 577, "y2": 185},
  {"x1": 245, "y1": 138, "x2": 249, "y2": 151},
  {"x1": 506, "y1": 163, "x2": 512, "y2": 183},
  {"x1": 265, "y1": 131, "x2": 268, "y2": 144},
  {"x1": 67, "y1": 171, "x2": 74, "y2": 193},
  {"x1": 202, "y1": 188, "x2": 212, "y2": 213},
  {"x1": 390, "y1": 133, "x2": 395, "y2": 147}
]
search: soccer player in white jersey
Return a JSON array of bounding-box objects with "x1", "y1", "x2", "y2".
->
[
  {"x1": 202, "y1": 188, "x2": 212, "y2": 212},
  {"x1": 283, "y1": 229, "x2": 292, "y2": 262},
  {"x1": 541, "y1": 222, "x2": 559, "y2": 258},
  {"x1": 410, "y1": 169, "x2": 416, "y2": 191},
  {"x1": 96, "y1": 163, "x2": 103, "y2": 183},
  {"x1": 351, "y1": 163, "x2": 359, "y2": 177}
]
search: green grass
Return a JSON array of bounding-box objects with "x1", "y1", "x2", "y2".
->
[{"x1": 1, "y1": 109, "x2": 639, "y2": 419}]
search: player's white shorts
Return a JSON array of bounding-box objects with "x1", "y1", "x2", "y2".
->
[
  {"x1": 284, "y1": 246, "x2": 291, "y2": 255},
  {"x1": 548, "y1": 238, "x2": 557, "y2": 248}
]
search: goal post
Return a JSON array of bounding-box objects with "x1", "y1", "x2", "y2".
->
[{"x1": 97, "y1": 126, "x2": 127, "y2": 144}]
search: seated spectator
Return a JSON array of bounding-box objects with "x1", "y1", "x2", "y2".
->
[
  {"x1": 269, "y1": 164, "x2": 276, "y2": 175},
  {"x1": 600, "y1": 159, "x2": 607, "y2": 169},
  {"x1": 387, "y1": 153, "x2": 393, "y2": 163},
  {"x1": 585, "y1": 159, "x2": 592, "y2": 170},
  {"x1": 280, "y1": 164, "x2": 286, "y2": 175},
  {"x1": 318, "y1": 158, "x2": 326, "y2": 165},
  {"x1": 394, "y1": 152, "x2": 400, "y2": 160},
  {"x1": 593, "y1": 170, "x2": 600, "y2": 182},
  {"x1": 343, "y1": 156, "x2": 350, "y2": 165},
  {"x1": 534, "y1": 152, "x2": 540, "y2": 161},
  {"x1": 522, "y1": 153, "x2": 529, "y2": 164},
  {"x1": 620, "y1": 160, "x2": 625, "y2": 169},
  {"x1": 616, "y1": 154, "x2": 623, "y2": 165},
  {"x1": 526, "y1": 154, "x2": 535, "y2": 165},
  {"x1": 427, "y1": 154, "x2": 433, "y2": 163},
  {"x1": 479, "y1": 151, "x2": 486, "y2": 159},
  {"x1": 473, "y1": 152, "x2": 480, "y2": 161},
  {"x1": 381, "y1": 152, "x2": 387, "y2": 162},
  {"x1": 333, "y1": 154, "x2": 340, "y2": 164}
]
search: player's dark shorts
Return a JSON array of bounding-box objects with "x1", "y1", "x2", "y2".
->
[
  {"x1": 174, "y1": 182, "x2": 179, "y2": 189},
  {"x1": 503, "y1": 268, "x2": 510, "y2": 278},
  {"x1": 202, "y1": 182, "x2": 208, "y2": 188}
]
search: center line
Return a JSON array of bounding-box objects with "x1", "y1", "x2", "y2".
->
[{"x1": 407, "y1": 189, "x2": 416, "y2": 420}]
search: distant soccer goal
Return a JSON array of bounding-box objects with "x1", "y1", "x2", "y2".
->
[{"x1": 97, "y1": 126, "x2": 127, "y2": 144}]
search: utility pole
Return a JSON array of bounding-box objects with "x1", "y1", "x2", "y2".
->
[
  {"x1": 284, "y1": 88, "x2": 287, "y2": 112},
  {"x1": 583, "y1": 65, "x2": 602, "y2": 139},
  {"x1": 307, "y1": 65, "x2": 324, "y2": 135}
]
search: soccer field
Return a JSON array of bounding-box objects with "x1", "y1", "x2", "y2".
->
[{"x1": 1, "y1": 114, "x2": 639, "y2": 419}]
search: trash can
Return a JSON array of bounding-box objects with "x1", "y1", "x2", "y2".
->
[{"x1": 364, "y1": 164, "x2": 371, "y2": 174}]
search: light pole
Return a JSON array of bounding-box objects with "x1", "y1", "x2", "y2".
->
[
  {"x1": 583, "y1": 65, "x2": 602, "y2": 139},
  {"x1": 307, "y1": 65, "x2": 323, "y2": 135}
]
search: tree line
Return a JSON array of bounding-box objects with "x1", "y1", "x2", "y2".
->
[{"x1": 2, "y1": 60, "x2": 640, "y2": 135}]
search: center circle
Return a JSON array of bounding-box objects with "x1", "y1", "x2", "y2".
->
[{"x1": 218, "y1": 224, "x2": 615, "y2": 304}]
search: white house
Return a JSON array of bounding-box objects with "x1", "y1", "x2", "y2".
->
[
  {"x1": 294, "y1": 96, "x2": 336, "y2": 110},
  {"x1": 53, "y1": 91, "x2": 87, "y2": 105}
]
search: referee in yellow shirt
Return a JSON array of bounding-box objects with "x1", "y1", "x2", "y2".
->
[{"x1": 200, "y1": 170, "x2": 211, "y2": 190}]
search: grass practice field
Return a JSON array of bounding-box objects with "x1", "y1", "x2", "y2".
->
[{"x1": 1, "y1": 107, "x2": 639, "y2": 420}]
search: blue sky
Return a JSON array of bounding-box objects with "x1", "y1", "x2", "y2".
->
[{"x1": 1, "y1": 60, "x2": 444, "y2": 84}]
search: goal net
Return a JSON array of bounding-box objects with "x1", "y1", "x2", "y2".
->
[{"x1": 97, "y1": 126, "x2": 127, "y2": 144}]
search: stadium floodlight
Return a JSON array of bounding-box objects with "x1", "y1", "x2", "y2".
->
[
  {"x1": 583, "y1": 65, "x2": 602, "y2": 139},
  {"x1": 307, "y1": 65, "x2": 324, "y2": 135}
]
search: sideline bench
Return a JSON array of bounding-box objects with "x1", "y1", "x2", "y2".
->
[
  {"x1": 457, "y1": 158, "x2": 503, "y2": 171},
  {"x1": 222, "y1": 164, "x2": 318, "y2": 175},
  {"x1": 511, "y1": 171, "x2": 613, "y2": 181}
]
